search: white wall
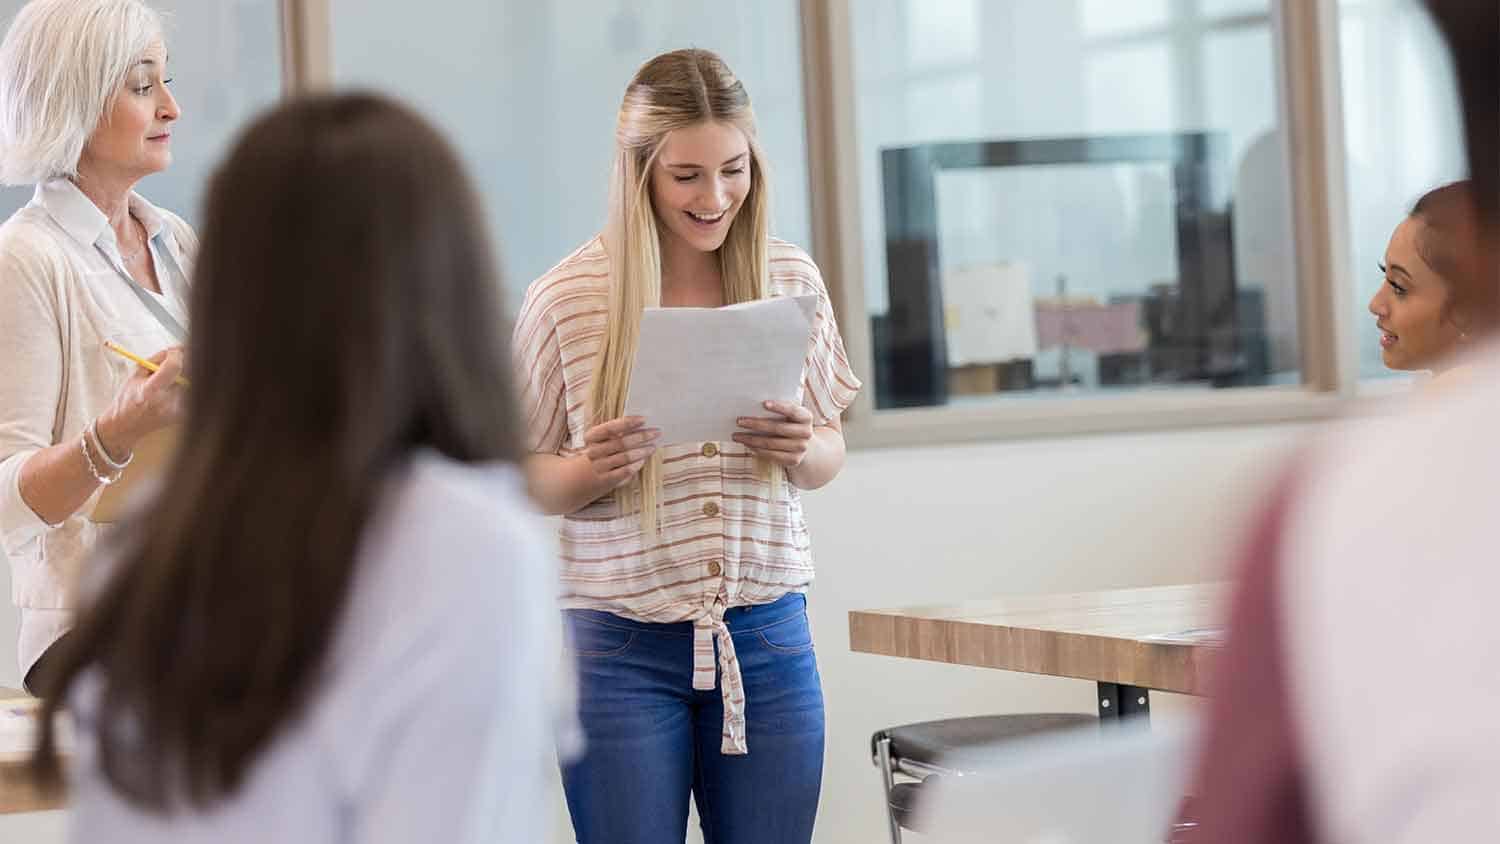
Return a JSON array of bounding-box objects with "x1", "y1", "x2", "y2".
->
[{"x1": 2, "y1": 419, "x2": 1308, "y2": 840}]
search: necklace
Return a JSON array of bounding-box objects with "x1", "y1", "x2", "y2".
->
[{"x1": 117, "y1": 215, "x2": 147, "y2": 263}]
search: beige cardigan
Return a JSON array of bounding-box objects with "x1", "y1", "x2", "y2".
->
[{"x1": 0, "y1": 179, "x2": 196, "y2": 677}]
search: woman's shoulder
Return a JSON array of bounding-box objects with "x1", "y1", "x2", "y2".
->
[
  {"x1": 767, "y1": 238, "x2": 826, "y2": 295},
  {"x1": 377, "y1": 453, "x2": 551, "y2": 580},
  {"x1": 768, "y1": 237, "x2": 816, "y2": 268},
  {"x1": 397, "y1": 451, "x2": 535, "y2": 521},
  {"x1": 1424, "y1": 362, "x2": 1481, "y2": 397},
  {"x1": 0, "y1": 205, "x2": 64, "y2": 252},
  {"x1": 339, "y1": 454, "x2": 556, "y2": 668},
  {"x1": 0, "y1": 208, "x2": 75, "y2": 280},
  {"x1": 532, "y1": 236, "x2": 610, "y2": 290},
  {"x1": 521, "y1": 236, "x2": 609, "y2": 305}
]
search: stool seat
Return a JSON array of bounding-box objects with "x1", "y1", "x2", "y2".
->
[
  {"x1": 871, "y1": 713, "x2": 1099, "y2": 842},
  {"x1": 874, "y1": 713, "x2": 1098, "y2": 772}
]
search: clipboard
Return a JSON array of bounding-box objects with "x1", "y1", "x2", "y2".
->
[{"x1": 89, "y1": 425, "x2": 178, "y2": 523}]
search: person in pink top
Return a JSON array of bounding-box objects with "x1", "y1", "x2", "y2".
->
[{"x1": 1186, "y1": 0, "x2": 1499, "y2": 839}]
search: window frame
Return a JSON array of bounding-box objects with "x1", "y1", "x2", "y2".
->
[
  {"x1": 279, "y1": 0, "x2": 332, "y2": 93},
  {"x1": 799, "y1": 0, "x2": 1361, "y2": 447}
]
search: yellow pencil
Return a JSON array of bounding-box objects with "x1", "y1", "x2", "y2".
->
[{"x1": 103, "y1": 341, "x2": 191, "y2": 387}]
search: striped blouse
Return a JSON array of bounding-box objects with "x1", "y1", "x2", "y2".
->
[{"x1": 512, "y1": 236, "x2": 860, "y2": 754}]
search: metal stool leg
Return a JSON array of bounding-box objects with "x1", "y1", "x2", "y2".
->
[{"x1": 875, "y1": 736, "x2": 904, "y2": 844}]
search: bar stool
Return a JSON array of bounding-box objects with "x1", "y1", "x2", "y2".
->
[{"x1": 871, "y1": 713, "x2": 1098, "y2": 842}]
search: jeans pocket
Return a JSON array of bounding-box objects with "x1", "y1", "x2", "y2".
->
[
  {"x1": 566, "y1": 614, "x2": 638, "y2": 658},
  {"x1": 756, "y1": 613, "x2": 814, "y2": 654}
]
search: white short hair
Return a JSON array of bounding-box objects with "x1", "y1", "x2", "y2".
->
[{"x1": 0, "y1": 0, "x2": 163, "y2": 185}]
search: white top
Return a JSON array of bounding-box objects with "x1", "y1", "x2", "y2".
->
[
  {"x1": 1282, "y1": 346, "x2": 1500, "y2": 841},
  {"x1": 67, "y1": 453, "x2": 574, "y2": 844},
  {"x1": 0, "y1": 178, "x2": 196, "y2": 678}
]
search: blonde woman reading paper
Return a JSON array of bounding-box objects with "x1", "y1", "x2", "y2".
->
[
  {"x1": 513, "y1": 48, "x2": 861, "y2": 844},
  {"x1": 0, "y1": 0, "x2": 192, "y2": 694}
]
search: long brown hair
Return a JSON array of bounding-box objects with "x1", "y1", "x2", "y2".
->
[
  {"x1": 593, "y1": 48, "x2": 777, "y2": 534},
  {"x1": 30, "y1": 92, "x2": 520, "y2": 808}
]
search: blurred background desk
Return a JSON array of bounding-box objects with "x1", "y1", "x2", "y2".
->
[{"x1": 1, "y1": 687, "x2": 64, "y2": 814}]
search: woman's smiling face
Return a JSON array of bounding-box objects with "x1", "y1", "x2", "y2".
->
[
  {"x1": 649, "y1": 119, "x2": 752, "y2": 255},
  {"x1": 1368, "y1": 217, "x2": 1465, "y2": 371}
]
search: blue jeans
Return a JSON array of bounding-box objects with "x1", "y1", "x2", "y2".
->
[{"x1": 561, "y1": 592, "x2": 825, "y2": 844}]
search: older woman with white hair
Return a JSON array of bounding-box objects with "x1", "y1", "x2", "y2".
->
[{"x1": 0, "y1": 0, "x2": 192, "y2": 693}]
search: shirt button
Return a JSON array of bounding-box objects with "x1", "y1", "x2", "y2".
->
[
  {"x1": 701, "y1": 442, "x2": 719, "y2": 458},
  {"x1": 703, "y1": 501, "x2": 720, "y2": 517},
  {"x1": 708, "y1": 560, "x2": 722, "y2": 577}
]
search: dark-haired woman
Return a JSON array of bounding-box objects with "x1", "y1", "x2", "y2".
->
[
  {"x1": 31, "y1": 92, "x2": 568, "y2": 844},
  {"x1": 1367, "y1": 180, "x2": 1494, "y2": 388}
]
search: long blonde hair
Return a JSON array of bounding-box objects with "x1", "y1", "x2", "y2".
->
[{"x1": 593, "y1": 48, "x2": 779, "y2": 535}]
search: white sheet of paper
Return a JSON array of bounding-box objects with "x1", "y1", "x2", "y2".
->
[{"x1": 625, "y1": 295, "x2": 818, "y2": 445}]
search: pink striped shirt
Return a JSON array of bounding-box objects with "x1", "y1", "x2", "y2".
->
[{"x1": 512, "y1": 236, "x2": 860, "y2": 754}]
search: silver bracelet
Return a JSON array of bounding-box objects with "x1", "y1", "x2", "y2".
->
[
  {"x1": 87, "y1": 419, "x2": 132, "y2": 472},
  {"x1": 80, "y1": 433, "x2": 120, "y2": 486}
]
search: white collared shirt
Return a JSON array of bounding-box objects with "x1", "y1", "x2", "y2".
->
[{"x1": 0, "y1": 178, "x2": 197, "y2": 678}]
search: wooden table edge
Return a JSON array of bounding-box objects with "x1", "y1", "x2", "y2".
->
[{"x1": 847, "y1": 608, "x2": 1217, "y2": 696}]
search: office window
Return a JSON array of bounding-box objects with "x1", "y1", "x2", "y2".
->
[
  {"x1": 0, "y1": 0, "x2": 283, "y2": 226},
  {"x1": 330, "y1": 0, "x2": 812, "y2": 306},
  {"x1": 851, "y1": 0, "x2": 1295, "y2": 410},
  {"x1": 1199, "y1": 0, "x2": 1269, "y2": 19},
  {"x1": 1078, "y1": 0, "x2": 1171, "y2": 37}
]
